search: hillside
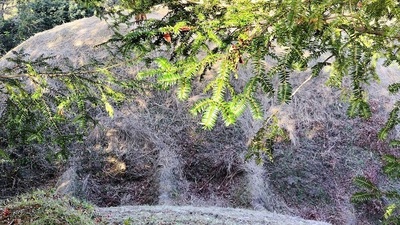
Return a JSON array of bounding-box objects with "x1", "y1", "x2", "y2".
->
[{"x1": 1, "y1": 9, "x2": 399, "y2": 225}]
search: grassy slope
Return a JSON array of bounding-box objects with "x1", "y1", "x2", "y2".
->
[{"x1": 0, "y1": 190, "x2": 100, "y2": 224}]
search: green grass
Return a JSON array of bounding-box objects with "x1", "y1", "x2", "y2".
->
[{"x1": 0, "y1": 190, "x2": 102, "y2": 225}]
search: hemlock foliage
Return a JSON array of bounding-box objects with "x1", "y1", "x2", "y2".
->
[
  {"x1": 84, "y1": 0, "x2": 400, "y2": 222},
  {"x1": 0, "y1": 50, "x2": 136, "y2": 161},
  {"x1": 78, "y1": 0, "x2": 400, "y2": 160},
  {"x1": 1, "y1": 0, "x2": 400, "y2": 222}
]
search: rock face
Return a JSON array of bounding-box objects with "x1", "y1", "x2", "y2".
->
[{"x1": 1, "y1": 8, "x2": 400, "y2": 225}]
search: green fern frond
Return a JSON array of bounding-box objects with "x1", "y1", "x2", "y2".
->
[
  {"x1": 347, "y1": 99, "x2": 371, "y2": 118},
  {"x1": 383, "y1": 155, "x2": 399, "y2": 164},
  {"x1": 351, "y1": 192, "x2": 380, "y2": 203},
  {"x1": 247, "y1": 115, "x2": 288, "y2": 163},
  {"x1": 382, "y1": 155, "x2": 400, "y2": 178},
  {"x1": 287, "y1": 0, "x2": 300, "y2": 28},
  {"x1": 379, "y1": 104, "x2": 400, "y2": 140},
  {"x1": 0, "y1": 148, "x2": 10, "y2": 160},
  {"x1": 157, "y1": 72, "x2": 181, "y2": 87},
  {"x1": 206, "y1": 29, "x2": 223, "y2": 48},
  {"x1": 252, "y1": 54, "x2": 272, "y2": 94},
  {"x1": 96, "y1": 67, "x2": 114, "y2": 82},
  {"x1": 173, "y1": 21, "x2": 189, "y2": 34},
  {"x1": 210, "y1": 61, "x2": 231, "y2": 101},
  {"x1": 190, "y1": 98, "x2": 214, "y2": 116},
  {"x1": 353, "y1": 176, "x2": 379, "y2": 191},
  {"x1": 136, "y1": 69, "x2": 160, "y2": 80},
  {"x1": 182, "y1": 60, "x2": 200, "y2": 79},
  {"x1": 212, "y1": 78, "x2": 226, "y2": 102},
  {"x1": 278, "y1": 82, "x2": 292, "y2": 103},
  {"x1": 247, "y1": 97, "x2": 263, "y2": 120},
  {"x1": 384, "y1": 191, "x2": 400, "y2": 200},
  {"x1": 384, "y1": 204, "x2": 397, "y2": 220},
  {"x1": 229, "y1": 96, "x2": 247, "y2": 118},
  {"x1": 311, "y1": 62, "x2": 325, "y2": 77},
  {"x1": 244, "y1": 77, "x2": 258, "y2": 97},
  {"x1": 156, "y1": 57, "x2": 175, "y2": 71},
  {"x1": 220, "y1": 96, "x2": 248, "y2": 126},
  {"x1": 201, "y1": 104, "x2": 219, "y2": 129},
  {"x1": 257, "y1": 75, "x2": 274, "y2": 95},
  {"x1": 389, "y1": 140, "x2": 400, "y2": 147},
  {"x1": 101, "y1": 93, "x2": 114, "y2": 118},
  {"x1": 220, "y1": 102, "x2": 236, "y2": 126},
  {"x1": 177, "y1": 79, "x2": 192, "y2": 100}
]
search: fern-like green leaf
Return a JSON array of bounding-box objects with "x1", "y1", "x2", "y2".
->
[
  {"x1": 207, "y1": 29, "x2": 223, "y2": 48},
  {"x1": 211, "y1": 62, "x2": 230, "y2": 102},
  {"x1": 137, "y1": 69, "x2": 160, "y2": 80},
  {"x1": 247, "y1": 97, "x2": 263, "y2": 120},
  {"x1": 389, "y1": 139, "x2": 400, "y2": 147},
  {"x1": 158, "y1": 72, "x2": 181, "y2": 87},
  {"x1": 278, "y1": 82, "x2": 292, "y2": 103},
  {"x1": 383, "y1": 155, "x2": 399, "y2": 163},
  {"x1": 201, "y1": 104, "x2": 219, "y2": 129},
  {"x1": 156, "y1": 57, "x2": 174, "y2": 71},
  {"x1": 311, "y1": 62, "x2": 325, "y2": 77},
  {"x1": 229, "y1": 96, "x2": 247, "y2": 118},
  {"x1": 104, "y1": 101, "x2": 114, "y2": 118},
  {"x1": 382, "y1": 156, "x2": 400, "y2": 179},
  {"x1": 384, "y1": 191, "x2": 400, "y2": 200},
  {"x1": 220, "y1": 102, "x2": 236, "y2": 126},
  {"x1": 244, "y1": 77, "x2": 257, "y2": 97},
  {"x1": 212, "y1": 78, "x2": 226, "y2": 102},
  {"x1": 388, "y1": 83, "x2": 400, "y2": 94},
  {"x1": 379, "y1": 105, "x2": 400, "y2": 139},
  {"x1": 177, "y1": 79, "x2": 192, "y2": 100},
  {"x1": 257, "y1": 76, "x2": 274, "y2": 95},
  {"x1": 353, "y1": 176, "x2": 378, "y2": 191},
  {"x1": 384, "y1": 204, "x2": 397, "y2": 220},
  {"x1": 190, "y1": 99, "x2": 213, "y2": 116},
  {"x1": 101, "y1": 93, "x2": 114, "y2": 118},
  {"x1": 347, "y1": 99, "x2": 371, "y2": 118},
  {"x1": 351, "y1": 191, "x2": 380, "y2": 203}
]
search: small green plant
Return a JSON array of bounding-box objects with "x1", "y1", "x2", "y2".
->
[
  {"x1": 123, "y1": 217, "x2": 133, "y2": 225},
  {"x1": 352, "y1": 155, "x2": 400, "y2": 224},
  {"x1": 0, "y1": 189, "x2": 103, "y2": 224}
]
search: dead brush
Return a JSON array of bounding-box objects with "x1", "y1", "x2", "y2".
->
[
  {"x1": 250, "y1": 67, "x2": 399, "y2": 224},
  {"x1": 78, "y1": 108, "x2": 161, "y2": 206}
]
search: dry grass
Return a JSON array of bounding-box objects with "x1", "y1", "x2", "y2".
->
[
  {"x1": 255, "y1": 64, "x2": 400, "y2": 224},
  {"x1": 97, "y1": 205, "x2": 331, "y2": 225},
  {"x1": 76, "y1": 90, "x2": 249, "y2": 208},
  {"x1": 0, "y1": 190, "x2": 101, "y2": 225}
]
